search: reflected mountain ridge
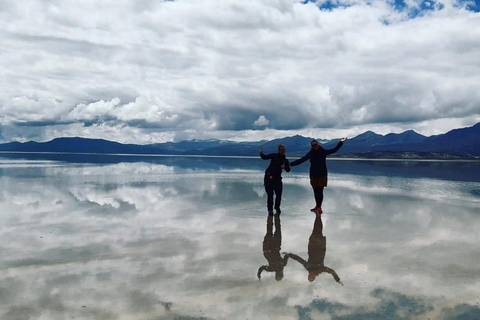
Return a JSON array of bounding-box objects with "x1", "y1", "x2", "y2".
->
[
  {"x1": 0, "y1": 157, "x2": 479, "y2": 319},
  {"x1": 2, "y1": 152, "x2": 480, "y2": 182}
]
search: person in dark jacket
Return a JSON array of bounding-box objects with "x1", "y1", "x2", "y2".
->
[
  {"x1": 285, "y1": 214, "x2": 342, "y2": 284},
  {"x1": 290, "y1": 137, "x2": 347, "y2": 214},
  {"x1": 257, "y1": 215, "x2": 289, "y2": 281},
  {"x1": 260, "y1": 144, "x2": 290, "y2": 215}
]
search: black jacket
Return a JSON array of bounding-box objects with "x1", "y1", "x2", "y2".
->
[
  {"x1": 260, "y1": 153, "x2": 290, "y2": 180},
  {"x1": 290, "y1": 141, "x2": 343, "y2": 177}
]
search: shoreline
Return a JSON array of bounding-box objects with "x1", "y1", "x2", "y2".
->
[{"x1": 0, "y1": 151, "x2": 479, "y2": 162}]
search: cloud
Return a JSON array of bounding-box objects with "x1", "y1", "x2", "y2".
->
[
  {"x1": 254, "y1": 115, "x2": 270, "y2": 127},
  {"x1": 0, "y1": 0, "x2": 479, "y2": 143},
  {"x1": 1, "y1": 159, "x2": 480, "y2": 319},
  {"x1": 66, "y1": 98, "x2": 121, "y2": 122}
]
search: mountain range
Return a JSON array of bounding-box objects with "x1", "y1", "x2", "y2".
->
[{"x1": 0, "y1": 122, "x2": 479, "y2": 159}]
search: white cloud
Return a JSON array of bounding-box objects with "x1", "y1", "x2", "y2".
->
[
  {"x1": 254, "y1": 115, "x2": 270, "y2": 127},
  {"x1": 0, "y1": 0, "x2": 479, "y2": 142},
  {"x1": 66, "y1": 98, "x2": 121, "y2": 122},
  {"x1": 110, "y1": 96, "x2": 182, "y2": 125}
]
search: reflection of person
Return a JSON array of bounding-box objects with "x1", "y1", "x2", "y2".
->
[
  {"x1": 286, "y1": 215, "x2": 342, "y2": 284},
  {"x1": 257, "y1": 215, "x2": 289, "y2": 281},
  {"x1": 260, "y1": 144, "x2": 290, "y2": 215},
  {"x1": 290, "y1": 137, "x2": 347, "y2": 214}
]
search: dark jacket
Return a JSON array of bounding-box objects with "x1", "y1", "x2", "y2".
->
[
  {"x1": 260, "y1": 153, "x2": 291, "y2": 180},
  {"x1": 290, "y1": 141, "x2": 343, "y2": 177}
]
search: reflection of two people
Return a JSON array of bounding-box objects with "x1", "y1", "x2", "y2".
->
[
  {"x1": 258, "y1": 214, "x2": 342, "y2": 285},
  {"x1": 257, "y1": 215, "x2": 288, "y2": 281},
  {"x1": 287, "y1": 215, "x2": 343, "y2": 285}
]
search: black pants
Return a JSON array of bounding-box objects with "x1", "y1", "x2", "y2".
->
[
  {"x1": 264, "y1": 175, "x2": 283, "y2": 211},
  {"x1": 313, "y1": 186, "x2": 324, "y2": 207}
]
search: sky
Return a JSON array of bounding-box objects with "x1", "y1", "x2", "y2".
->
[{"x1": 1, "y1": 0, "x2": 480, "y2": 144}]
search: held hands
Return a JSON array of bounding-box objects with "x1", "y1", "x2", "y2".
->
[{"x1": 340, "y1": 137, "x2": 348, "y2": 142}]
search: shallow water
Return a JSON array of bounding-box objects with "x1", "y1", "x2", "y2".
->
[{"x1": 0, "y1": 155, "x2": 479, "y2": 320}]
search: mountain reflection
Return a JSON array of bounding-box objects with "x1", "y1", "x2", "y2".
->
[
  {"x1": 1, "y1": 158, "x2": 479, "y2": 319},
  {"x1": 257, "y1": 215, "x2": 288, "y2": 281},
  {"x1": 287, "y1": 215, "x2": 343, "y2": 285}
]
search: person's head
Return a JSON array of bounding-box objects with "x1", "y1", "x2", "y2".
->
[
  {"x1": 278, "y1": 144, "x2": 286, "y2": 155},
  {"x1": 275, "y1": 270, "x2": 284, "y2": 281},
  {"x1": 308, "y1": 271, "x2": 317, "y2": 282},
  {"x1": 311, "y1": 139, "x2": 319, "y2": 150}
]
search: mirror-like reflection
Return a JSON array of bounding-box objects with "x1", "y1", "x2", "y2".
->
[
  {"x1": 258, "y1": 216, "x2": 288, "y2": 281},
  {"x1": 0, "y1": 155, "x2": 479, "y2": 319},
  {"x1": 287, "y1": 215, "x2": 343, "y2": 285}
]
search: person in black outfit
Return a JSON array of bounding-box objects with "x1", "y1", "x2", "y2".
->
[
  {"x1": 286, "y1": 215, "x2": 342, "y2": 284},
  {"x1": 290, "y1": 137, "x2": 346, "y2": 214},
  {"x1": 257, "y1": 215, "x2": 289, "y2": 281},
  {"x1": 260, "y1": 144, "x2": 290, "y2": 215}
]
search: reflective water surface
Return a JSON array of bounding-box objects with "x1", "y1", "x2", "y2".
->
[{"x1": 1, "y1": 155, "x2": 479, "y2": 320}]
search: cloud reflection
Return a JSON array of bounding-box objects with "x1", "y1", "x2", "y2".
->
[
  {"x1": 295, "y1": 288, "x2": 480, "y2": 320},
  {"x1": 0, "y1": 159, "x2": 479, "y2": 319}
]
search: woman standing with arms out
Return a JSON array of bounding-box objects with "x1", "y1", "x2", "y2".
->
[
  {"x1": 290, "y1": 137, "x2": 347, "y2": 214},
  {"x1": 260, "y1": 144, "x2": 290, "y2": 215}
]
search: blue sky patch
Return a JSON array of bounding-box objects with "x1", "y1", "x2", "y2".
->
[
  {"x1": 459, "y1": 0, "x2": 480, "y2": 11},
  {"x1": 302, "y1": 0, "x2": 479, "y2": 14}
]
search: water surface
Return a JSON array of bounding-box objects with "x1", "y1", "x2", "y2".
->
[{"x1": 0, "y1": 155, "x2": 479, "y2": 319}]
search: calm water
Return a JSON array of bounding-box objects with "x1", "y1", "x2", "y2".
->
[{"x1": 1, "y1": 154, "x2": 479, "y2": 320}]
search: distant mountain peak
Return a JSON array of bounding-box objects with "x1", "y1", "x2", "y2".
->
[
  {"x1": 385, "y1": 130, "x2": 425, "y2": 137},
  {"x1": 404, "y1": 130, "x2": 425, "y2": 138},
  {"x1": 50, "y1": 136, "x2": 109, "y2": 143},
  {"x1": 0, "y1": 122, "x2": 478, "y2": 157},
  {"x1": 355, "y1": 130, "x2": 381, "y2": 138}
]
